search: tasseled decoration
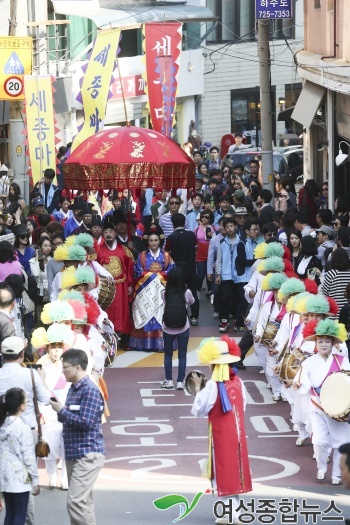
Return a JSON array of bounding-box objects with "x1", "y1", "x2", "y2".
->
[{"x1": 218, "y1": 382, "x2": 232, "y2": 413}]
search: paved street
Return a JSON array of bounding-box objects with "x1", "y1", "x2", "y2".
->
[{"x1": 2, "y1": 298, "x2": 350, "y2": 525}]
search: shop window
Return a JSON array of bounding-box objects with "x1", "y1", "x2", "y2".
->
[
  {"x1": 119, "y1": 29, "x2": 142, "y2": 58},
  {"x1": 183, "y1": 23, "x2": 201, "y2": 51},
  {"x1": 231, "y1": 87, "x2": 276, "y2": 147}
]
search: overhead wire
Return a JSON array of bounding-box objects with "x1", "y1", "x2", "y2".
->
[{"x1": 64, "y1": 1, "x2": 304, "y2": 69}]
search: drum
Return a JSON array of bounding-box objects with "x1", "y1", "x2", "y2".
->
[
  {"x1": 102, "y1": 333, "x2": 119, "y2": 367},
  {"x1": 280, "y1": 349, "x2": 308, "y2": 387},
  {"x1": 261, "y1": 322, "x2": 279, "y2": 348},
  {"x1": 98, "y1": 276, "x2": 116, "y2": 311},
  {"x1": 185, "y1": 370, "x2": 207, "y2": 396},
  {"x1": 320, "y1": 370, "x2": 350, "y2": 422}
]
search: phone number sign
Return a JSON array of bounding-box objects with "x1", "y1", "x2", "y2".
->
[{"x1": 256, "y1": 0, "x2": 292, "y2": 19}]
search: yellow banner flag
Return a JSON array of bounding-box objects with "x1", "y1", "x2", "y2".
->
[
  {"x1": 24, "y1": 75, "x2": 57, "y2": 185},
  {"x1": 71, "y1": 29, "x2": 121, "y2": 153}
]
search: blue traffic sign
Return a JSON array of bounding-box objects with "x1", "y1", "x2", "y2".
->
[
  {"x1": 4, "y1": 52, "x2": 24, "y2": 74},
  {"x1": 255, "y1": 0, "x2": 292, "y2": 19}
]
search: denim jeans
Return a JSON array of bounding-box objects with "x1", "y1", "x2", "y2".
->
[
  {"x1": 196, "y1": 261, "x2": 210, "y2": 292},
  {"x1": 163, "y1": 328, "x2": 190, "y2": 382}
]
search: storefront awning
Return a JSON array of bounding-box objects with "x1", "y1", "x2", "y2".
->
[
  {"x1": 52, "y1": 1, "x2": 217, "y2": 27},
  {"x1": 291, "y1": 81, "x2": 325, "y2": 129}
]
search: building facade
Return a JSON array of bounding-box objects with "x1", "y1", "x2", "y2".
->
[
  {"x1": 292, "y1": 0, "x2": 350, "y2": 207},
  {"x1": 198, "y1": 0, "x2": 304, "y2": 152},
  {"x1": 0, "y1": 0, "x2": 215, "y2": 193}
]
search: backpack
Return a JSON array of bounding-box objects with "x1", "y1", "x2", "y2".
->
[{"x1": 163, "y1": 292, "x2": 188, "y2": 329}]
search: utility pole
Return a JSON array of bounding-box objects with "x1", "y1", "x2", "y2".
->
[{"x1": 257, "y1": 19, "x2": 274, "y2": 194}]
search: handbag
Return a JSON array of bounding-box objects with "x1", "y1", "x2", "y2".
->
[
  {"x1": 22, "y1": 289, "x2": 35, "y2": 314},
  {"x1": 30, "y1": 368, "x2": 50, "y2": 458}
]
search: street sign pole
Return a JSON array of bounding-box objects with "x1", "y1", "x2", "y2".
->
[
  {"x1": 257, "y1": 19, "x2": 274, "y2": 194},
  {"x1": 255, "y1": 0, "x2": 293, "y2": 193}
]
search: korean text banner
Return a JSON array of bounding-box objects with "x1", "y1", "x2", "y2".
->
[
  {"x1": 24, "y1": 75, "x2": 57, "y2": 185},
  {"x1": 72, "y1": 29, "x2": 121, "y2": 152},
  {"x1": 143, "y1": 22, "x2": 182, "y2": 137}
]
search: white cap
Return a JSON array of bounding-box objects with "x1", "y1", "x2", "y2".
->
[
  {"x1": 1, "y1": 336, "x2": 25, "y2": 354},
  {"x1": 0, "y1": 164, "x2": 8, "y2": 172}
]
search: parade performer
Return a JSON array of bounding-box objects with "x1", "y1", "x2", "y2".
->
[
  {"x1": 63, "y1": 197, "x2": 85, "y2": 238},
  {"x1": 50, "y1": 243, "x2": 87, "y2": 301},
  {"x1": 245, "y1": 256, "x2": 294, "y2": 332},
  {"x1": 129, "y1": 224, "x2": 175, "y2": 352},
  {"x1": 294, "y1": 318, "x2": 350, "y2": 484},
  {"x1": 97, "y1": 216, "x2": 134, "y2": 347},
  {"x1": 272, "y1": 278, "x2": 306, "y2": 352},
  {"x1": 244, "y1": 241, "x2": 288, "y2": 303},
  {"x1": 31, "y1": 323, "x2": 75, "y2": 490},
  {"x1": 191, "y1": 336, "x2": 252, "y2": 525},
  {"x1": 67, "y1": 233, "x2": 114, "y2": 301},
  {"x1": 253, "y1": 272, "x2": 288, "y2": 400}
]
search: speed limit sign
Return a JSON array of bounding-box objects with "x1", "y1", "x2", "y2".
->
[{"x1": 4, "y1": 76, "x2": 23, "y2": 97}]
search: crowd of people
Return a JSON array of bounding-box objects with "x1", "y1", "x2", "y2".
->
[{"x1": 0, "y1": 139, "x2": 350, "y2": 524}]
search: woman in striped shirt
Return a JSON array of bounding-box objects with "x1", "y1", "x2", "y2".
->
[{"x1": 321, "y1": 247, "x2": 350, "y2": 312}]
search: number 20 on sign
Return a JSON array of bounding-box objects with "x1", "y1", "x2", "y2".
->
[{"x1": 4, "y1": 76, "x2": 23, "y2": 97}]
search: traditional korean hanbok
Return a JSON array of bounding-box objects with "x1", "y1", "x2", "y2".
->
[
  {"x1": 294, "y1": 350, "x2": 350, "y2": 479},
  {"x1": 191, "y1": 337, "x2": 252, "y2": 524},
  {"x1": 129, "y1": 248, "x2": 174, "y2": 351},
  {"x1": 254, "y1": 298, "x2": 287, "y2": 396}
]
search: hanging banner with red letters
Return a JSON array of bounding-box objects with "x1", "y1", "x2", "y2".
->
[{"x1": 143, "y1": 22, "x2": 182, "y2": 137}]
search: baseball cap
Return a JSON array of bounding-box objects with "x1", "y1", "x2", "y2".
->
[
  {"x1": 315, "y1": 225, "x2": 333, "y2": 238},
  {"x1": 234, "y1": 190, "x2": 245, "y2": 199},
  {"x1": 234, "y1": 203, "x2": 253, "y2": 215},
  {"x1": 33, "y1": 197, "x2": 45, "y2": 207},
  {"x1": 195, "y1": 174, "x2": 204, "y2": 181},
  {"x1": 1, "y1": 336, "x2": 25, "y2": 355}
]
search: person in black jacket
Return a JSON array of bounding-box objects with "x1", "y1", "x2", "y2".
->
[
  {"x1": 295, "y1": 235, "x2": 323, "y2": 285},
  {"x1": 165, "y1": 213, "x2": 199, "y2": 324},
  {"x1": 256, "y1": 189, "x2": 275, "y2": 225},
  {"x1": 36, "y1": 169, "x2": 60, "y2": 214}
]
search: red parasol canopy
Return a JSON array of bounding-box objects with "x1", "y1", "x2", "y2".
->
[{"x1": 63, "y1": 126, "x2": 196, "y2": 190}]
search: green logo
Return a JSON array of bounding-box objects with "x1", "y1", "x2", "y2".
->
[{"x1": 153, "y1": 490, "x2": 210, "y2": 523}]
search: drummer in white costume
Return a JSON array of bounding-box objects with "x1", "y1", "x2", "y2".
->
[
  {"x1": 244, "y1": 242, "x2": 286, "y2": 304},
  {"x1": 32, "y1": 323, "x2": 75, "y2": 490},
  {"x1": 245, "y1": 255, "x2": 294, "y2": 330},
  {"x1": 253, "y1": 272, "x2": 288, "y2": 400},
  {"x1": 294, "y1": 318, "x2": 350, "y2": 484},
  {"x1": 272, "y1": 278, "x2": 306, "y2": 357},
  {"x1": 50, "y1": 240, "x2": 112, "y2": 301},
  {"x1": 274, "y1": 293, "x2": 330, "y2": 445}
]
